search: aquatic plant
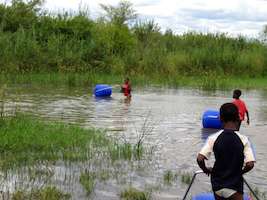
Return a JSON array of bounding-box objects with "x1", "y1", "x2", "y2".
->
[
  {"x1": 163, "y1": 170, "x2": 178, "y2": 185},
  {"x1": 181, "y1": 172, "x2": 192, "y2": 185},
  {"x1": 79, "y1": 171, "x2": 96, "y2": 196},
  {"x1": 11, "y1": 186, "x2": 71, "y2": 200},
  {"x1": 120, "y1": 187, "x2": 151, "y2": 200}
]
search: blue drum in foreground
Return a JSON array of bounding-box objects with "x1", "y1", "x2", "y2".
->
[
  {"x1": 202, "y1": 110, "x2": 222, "y2": 129},
  {"x1": 192, "y1": 193, "x2": 250, "y2": 200},
  {"x1": 94, "y1": 84, "x2": 112, "y2": 97}
]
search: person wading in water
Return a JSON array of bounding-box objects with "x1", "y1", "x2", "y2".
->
[
  {"x1": 232, "y1": 89, "x2": 249, "y2": 130},
  {"x1": 197, "y1": 103, "x2": 255, "y2": 200},
  {"x1": 121, "y1": 78, "x2": 131, "y2": 101}
]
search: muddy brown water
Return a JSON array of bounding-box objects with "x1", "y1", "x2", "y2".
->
[{"x1": 1, "y1": 85, "x2": 267, "y2": 199}]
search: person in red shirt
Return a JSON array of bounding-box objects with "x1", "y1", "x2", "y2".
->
[
  {"x1": 232, "y1": 89, "x2": 249, "y2": 130},
  {"x1": 121, "y1": 78, "x2": 131, "y2": 100}
]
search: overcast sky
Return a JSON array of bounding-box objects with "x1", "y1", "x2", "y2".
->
[{"x1": 2, "y1": 0, "x2": 267, "y2": 37}]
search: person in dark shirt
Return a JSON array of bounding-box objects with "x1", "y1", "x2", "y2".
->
[{"x1": 197, "y1": 103, "x2": 255, "y2": 200}]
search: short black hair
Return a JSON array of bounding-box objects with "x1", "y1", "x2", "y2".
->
[
  {"x1": 233, "y1": 89, "x2": 242, "y2": 99},
  {"x1": 220, "y1": 103, "x2": 239, "y2": 122}
]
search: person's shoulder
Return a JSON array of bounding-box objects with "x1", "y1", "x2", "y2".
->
[
  {"x1": 239, "y1": 98, "x2": 247, "y2": 104},
  {"x1": 234, "y1": 131, "x2": 249, "y2": 144},
  {"x1": 208, "y1": 130, "x2": 224, "y2": 141}
]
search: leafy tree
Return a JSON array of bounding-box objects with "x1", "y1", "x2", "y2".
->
[
  {"x1": 99, "y1": 0, "x2": 137, "y2": 26},
  {"x1": 0, "y1": 0, "x2": 44, "y2": 32},
  {"x1": 133, "y1": 20, "x2": 160, "y2": 47}
]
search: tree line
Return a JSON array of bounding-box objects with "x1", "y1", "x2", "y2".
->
[{"x1": 0, "y1": 0, "x2": 267, "y2": 77}]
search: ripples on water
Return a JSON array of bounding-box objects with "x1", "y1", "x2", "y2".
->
[{"x1": 2, "y1": 86, "x2": 267, "y2": 199}]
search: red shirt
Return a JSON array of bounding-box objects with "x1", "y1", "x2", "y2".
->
[
  {"x1": 122, "y1": 83, "x2": 131, "y2": 97},
  {"x1": 233, "y1": 99, "x2": 248, "y2": 121}
]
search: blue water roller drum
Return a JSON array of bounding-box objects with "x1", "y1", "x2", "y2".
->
[
  {"x1": 94, "y1": 84, "x2": 112, "y2": 97},
  {"x1": 192, "y1": 193, "x2": 251, "y2": 200},
  {"x1": 202, "y1": 110, "x2": 222, "y2": 129}
]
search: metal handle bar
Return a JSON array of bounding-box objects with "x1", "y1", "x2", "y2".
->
[
  {"x1": 182, "y1": 171, "x2": 261, "y2": 200},
  {"x1": 182, "y1": 170, "x2": 204, "y2": 200},
  {"x1": 244, "y1": 177, "x2": 261, "y2": 200}
]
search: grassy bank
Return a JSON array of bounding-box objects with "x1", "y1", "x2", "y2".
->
[
  {"x1": 1, "y1": 73, "x2": 267, "y2": 90},
  {"x1": 0, "y1": 114, "x2": 143, "y2": 171}
]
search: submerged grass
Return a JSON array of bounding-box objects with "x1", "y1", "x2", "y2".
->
[
  {"x1": 120, "y1": 187, "x2": 151, "y2": 200},
  {"x1": 79, "y1": 171, "x2": 96, "y2": 196},
  {"x1": 11, "y1": 187, "x2": 71, "y2": 200},
  {"x1": 0, "y1": 114, "x2": 144, "y2": 171},
  {"x1": 163, "y1": 170, "x2": 178, "y2": 185},
  {"x1": 180, "y1": 172, "x2": 192, "y2": 185}
]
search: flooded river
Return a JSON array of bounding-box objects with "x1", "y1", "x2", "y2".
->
[{"x1": 2, "y1": 85, "x2": 267, "y2": 199}]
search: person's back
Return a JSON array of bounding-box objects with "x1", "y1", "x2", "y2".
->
[
  {"x1": 232, "y1": 89, "x2": 249, "y2": 130},
  {"x1": 197, "y1": 103, "x2": 255, "y2": 200},
  {"x1": 212, "y1": 130, "x2": 245, "y2": 194}
]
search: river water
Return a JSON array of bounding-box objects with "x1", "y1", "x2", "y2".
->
[{"x1": 2, "y1": 85, "x2": 267, "y2": 199}]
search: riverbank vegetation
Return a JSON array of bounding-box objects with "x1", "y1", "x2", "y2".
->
[
  {"x1": 0, "y1": 114, "x2": 144, "y2": 171},
  {"x1": 0, "y1": 0, "x2": 267, "y2": 89},
  {"x1": 0, "y1": 113, "x2": 149, "y2": 199}
]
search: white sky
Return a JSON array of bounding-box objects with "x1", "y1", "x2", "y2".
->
[{"x1": 1, "y1": 0, "x2": 267, "y2": 37}]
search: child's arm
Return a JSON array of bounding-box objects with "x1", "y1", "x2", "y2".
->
[
  {"x1": 242, "y1": 161, "x2": 254, "y2": 174},
  {"x1": 243, "y1": 137, "x2": 256, "y2": 174},
  {"x1": 197, "y1": 135, "x2": 216, "y2": 175},
  {"x1": 197, "y1": 154, "x2": 212, "y2": 175}
]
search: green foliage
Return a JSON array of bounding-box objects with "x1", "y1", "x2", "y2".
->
[
  {"x1": 12, "y1": 186, "x2": 71, "y2": 200},
  {"x1": 120, "y1": 187, "x2": 151, "y2": 200},
  {"x1": 0, "y1": 0, "x2": 267, "y2": 79},
  {"x1": 100, "y1": 0, "x2": 137, "y2": 26},
  {"x1": 0, "y1": 114, "x2": 104, "y2": 170},
  {"x1": 0, "y1": 0, "x2": 43, "y2": 32},
  {"x1": 181, "y1": 172, "x2": 192, "y2": 185},
  {"x1": 0, "y1": 113, "x2": 145, "y2": 171},
  {"x1": 79, "y1": 171, "x2": 96, "y2": 196},
  {"x1": 163, "y1": 170, "x2": 178, "y2": 185}
]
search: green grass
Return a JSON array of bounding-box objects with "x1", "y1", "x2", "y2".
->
[
  {"x1": 11, "y1": 187, "x2": 71, "y2": 200},
  {"x1": 120, "y1": 187, "x2": 151, "y2": 200},
  {"x1": 0, "y1": 114, "x2": 144, "y2": 171},
  {"x1": 1, "y1": 73, "x2": 267, "y2": 90},
  {"x1": 79, "y1": 171, "x2": 96, "y2": 196},
  {"x1": 163, "y1": 170, "x2": 178, "y2": 185},
  {"x1": 0, "y1": 73, "x2": 123, "y2": 88},
  {"x1": 180, "y1": 172, "x2": 192, "y2": 185}
]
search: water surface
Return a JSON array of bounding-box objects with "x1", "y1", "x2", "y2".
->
[{"x1": 2, "y1": 85, "x2": 267, "y2": 199}]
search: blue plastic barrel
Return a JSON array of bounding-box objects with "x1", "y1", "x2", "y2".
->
[
  {"x1": 192, "y1": 193, "x2": 250, "y2": 200},
  {"x1": 94, "y1": 84, "x2": 112, "y2": 97},
  {"x1": 202, "y1": 110, "x2": 222, "y2": 129}
]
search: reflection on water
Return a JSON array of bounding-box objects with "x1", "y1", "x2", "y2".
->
[{"x1": 2, "y1": 86, "x2": 267, "y2": 199}]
